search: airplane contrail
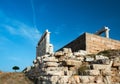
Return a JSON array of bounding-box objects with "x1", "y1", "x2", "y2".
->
[{"x1": 30, "y1": 0, "x2": 37, "y2": 29}]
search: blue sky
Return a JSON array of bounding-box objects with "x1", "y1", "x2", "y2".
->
[{"x1": 0, "y1": 0, "x2": 120, "y2": 72}]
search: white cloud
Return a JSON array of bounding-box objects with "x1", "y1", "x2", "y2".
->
[{"x1": 0, "y1": 10, "x2": 41, "y2": 44}]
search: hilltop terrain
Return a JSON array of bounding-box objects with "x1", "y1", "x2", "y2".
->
[{"x1": 0, "y1": 71, "x2": 33, "y2": 84}]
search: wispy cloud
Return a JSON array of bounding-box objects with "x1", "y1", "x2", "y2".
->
[
  {"x1": 53, "y1": 24, "x2": 66, "y2": 35},
  {"x1": 0, "y1": 10, "x2": 41, "y2": 44}
]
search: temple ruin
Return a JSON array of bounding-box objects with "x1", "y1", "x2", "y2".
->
[
  {"x1": 36, "y1": 30, "x2": 53, "y2": 57},
  {"x1": 59, "y1": 26, "x2": 120, "y2": 54},
  {"x1": 23, "y1": 27, "x2": 120, "y2": 84}
]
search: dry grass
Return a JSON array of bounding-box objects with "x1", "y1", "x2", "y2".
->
[{"x1": 0, "y1": 72, "x2": 34, "y2": 84}]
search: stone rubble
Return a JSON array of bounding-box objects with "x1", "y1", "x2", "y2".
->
[{"x1": 24, "y1": 48, "x2": 120, "y2": 84}]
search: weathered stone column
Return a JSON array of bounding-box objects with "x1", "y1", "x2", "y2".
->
[{"x1": 104, "y1": 27, "x2": 110, "y2": 38}]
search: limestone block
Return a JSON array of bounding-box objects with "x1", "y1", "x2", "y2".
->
[
  {"x1": 85, "y1": 70, "x2": 100, "y2": 76},
  {"x1": 78, "y1": 50, "x2": 87, "y2": 56},
  {"x1": 113, "y1": 57, "x2": 120, "y2": 66},
  {"x1": 63, "y1": 60, "x2": 82, "y2": 66},
  {"x1": 54, "y1": 51, "x2": 64, "y2": 57},
  {"x1": 50, "y1": 76, "x2": 60, "y2": 83},
  {"x1": 72, "y1": 76, "x2": 80, "y2": 83},
  {"x1": 79, "y1": 76, "x2": 90, "y2": 83},
  {"x1": 92, "y1": 64, "x2": 111, "y2": 70},
  {"x1": 46, "y1": 71, "x2": 64, "y2": 76},
  {"x1": 45, "y1": 67, "x2": 58, "y2": 71},
  {"x1": 43, "y1": 57, "x2": 58, "y2": 62},
  {"x1": 94, "y1": 76, "x2": 103, "y2": 84},
  {"x1": 69, "y1": 67, "x2": 76, "y2": 71},
  {"x1": 67, "y1": 71, "x2": 73, "y2": 76},
  {"x1": 95, "y1": 55, "x2": 109, "y2": 60},
  {"x1": 65, "y1": 53, "x2": 73, "y2": 57},
  {"x1": 77, "y1": 57, "x2": 84, "y2": 61},
  {"x1": 85, "y1": 57, "x2": 94, "y2": 62},
  {"x1": 56, "y1": 76, "x2": 70, "y2": 84},
  {"x1": 113, "y1": 62, "x2": 120, "y2": 67},
  {"x1": 73, "y1": 52, "x2": 82, "y2": 57},
  {"x1": 63, "y1": 48, "x2": 72, "y2": 54},
  {"x1": 45, "y1": 62, "x2": 58, "y2": 67},
  {"x1": 60, "y1": 67, "x2": 68, "y2": 71},
  {"x1": 101, "y1": 70, "x2": 111, "y2": 76}
]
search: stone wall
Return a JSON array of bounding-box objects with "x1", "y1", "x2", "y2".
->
[
  {"x1": 58, "y1": 33, "x2": 86, "y2": 52},
  {"x1": 59, "y1": 33, "x2": 120, "y2": 54},
  {"x1": 86, "y1": 33, "x2": 120, "y2": 54},
  {"x1": 24, "y1": 49, "x2": 120, "y2": 84}
]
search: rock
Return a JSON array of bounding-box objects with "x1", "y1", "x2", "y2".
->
[
  {"x1": 56, "y1": 76, "x2": 70, "y2": 84},
  {"x1": 85, "y1": 70, "x2": 100, "y2": 76},
  {"x1": 79, "y1": 76, "x2": 90, "y2": 83},
  {"x1": 73, "y1": 52, "x2": 81, "y2": 56},
  {"x1": 45, "y1": 62, "x2": 58, "y2": 67},
  {"x1": 92, "y1": 64, "x2": 111, "y2": 70},
  {"x1": 113, "y1": 57, "x2": 120, "y2": 66},
  {"x1": 54, "y1": 51, "x2": 64, "y2": 57},
  {"x1": 63, "y1": 60, "x2": 82, "y2": 66},
  {"x1": 43, "y1": 57, "x2": 58, "y2": 62},
  {"x1": 94, "y1": 76, "x2": 103, "y2": 84},
  {"x1": 95, "y1": 55, "x2": 109, "y2": 60},
  {"x1": 78, "y1": 50, "x2": 87, "y2": 56},
  {"x1": 45, "y1": 67, "x2": 58, "y2": 71},
  {"x1": 85, "y1": 56, "x2": 94, "y2": 62},
  {"x1": 76, "y1": 56, "x2": 84, "y2": 61},
  {"x1": 63, "y1": 48, "x2": 72, "y2": 54},
  {"x1": 33, "y1": 59, "x2": 37, "y2": 64},
  {"x1": 46, "y1": 71, "x2": 64, "y2": 76}
]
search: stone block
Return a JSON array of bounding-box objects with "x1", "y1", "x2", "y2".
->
[
  {"x1": 56, "y1": 76, "x2": 70, "y2": 84},
  {"x1": 78, "y1": 50, "x2": 87, "y2": 56},
  {"x1": 85, "y1": 70, "x2": 100, "y2": 76},
  {"x1": 76, "y1": 56, "x2": 84, "y2": 61},
  {"x1": 54, "y1": 51, "x2": 64, "y2": 57},
  {"x1": 45, "y1": 62, "x2": 58, "y2": 67},
  {"x1": 92, "y1": 64, "x2": 111, "y2": 70},
  {"x1": 85, "y1": 57, "x2": 94, "y2": 62},
  {"x1": 45, "y1": 67, "x2": 58, "y2": 71},
  {"x1": 63, "y1": 60, "x2": 82, "y2": 66},
  {"x1": 43, "y1": 57, "x2": 58, "y2": 62},
  {"x1": 95, "y1": 55, "x2": 109, "y2": 60},
  {"x1": 46, "y1": 71, "x2": 64, "y2": 76},
  {"x1": 73, "y1": 52, "x2": 81, "y2": 56},
  {"x1": 113, "y1": 62, "x2": 120, "y2": 67},
  {"x1": 63, "y1": 48, "x2": 72, "y2": 54}
]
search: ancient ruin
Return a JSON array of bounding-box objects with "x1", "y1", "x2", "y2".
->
[
  {"x1": 23, "y1": 27, "x2": 120, "y2": 84},
  {"x1": 59, "y1": 26, "x2": 120, "y2": 54},
  {"x1": 36, "y1": 29, "x2": 53, "y2": 57}
]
